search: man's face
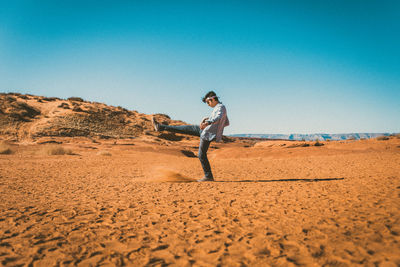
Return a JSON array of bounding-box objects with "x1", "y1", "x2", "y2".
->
[{"x1": 206, "y1": 98, "x2": 218, "y2": 107}]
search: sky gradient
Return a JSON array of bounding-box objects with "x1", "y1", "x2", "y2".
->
[{"x1": 1, "y1": 0, "x2": 399, "y2": 134}]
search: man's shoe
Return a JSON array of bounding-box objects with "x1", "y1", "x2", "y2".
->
[
  {"x1": 152, "y1": 117, "x2": 160, "y2": 132},
  {"x1": 197, "y1": 177, "x2": 214, "y2": 182}
]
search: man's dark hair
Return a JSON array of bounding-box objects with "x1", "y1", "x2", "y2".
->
[{"x1": 202, "y1": 91, "x2": 219, "y2": 103}]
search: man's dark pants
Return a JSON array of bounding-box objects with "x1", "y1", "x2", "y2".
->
[{"x1": 158, "y1": 124, "x2": 214, "y2": 179}]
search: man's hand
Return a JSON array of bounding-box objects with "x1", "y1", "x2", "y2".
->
[
  {"x1": 200, "y1": 117, "x2": 209, "y2": 130},
  {"x1": 200, "y1": 121, "x2": 209, "y2": 130}
]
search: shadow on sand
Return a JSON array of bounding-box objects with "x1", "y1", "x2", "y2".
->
[{"x1": 214, "y1": 178, "x2": 345, "y2": 183}]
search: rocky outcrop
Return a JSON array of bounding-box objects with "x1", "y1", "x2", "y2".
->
[{"x1": 0, "y1": 93, "x2": 185, "y2": 141}]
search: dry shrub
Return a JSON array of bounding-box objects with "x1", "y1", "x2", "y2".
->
[
  {"x1": 43, "y1": 145, "x2": 73, "y2": 155},
  {"x1": 287, "y1": 143, "x2": 310, "y2": 148},
  {"x1": 7, "y1": 101, "x2": 41, "y2": 122},
  {"x1": 97, "y1": 151, "x2": 112, "y2": 156},
  {"x1": 314, "y1": 140, "x2": 324, "y2": 146},
  {"x1": 377, "y1": 136, "x2": 390, "y2": 141},
  {"x1": 72, "y1": 106, "x2": 84, "y2": 112},
  {"x1": 6, "y1": 96, "x2": 16, "y2": 102},
  {"x1": 42, "y1": 97, "x2": 59, "y2": 102},
  {"x1": 68, "y1": 97, "x2": 84, "y2": 102},
  {"x1": 58, "y1": 102, "x2": 70, "y2": 109},
  {"x1": 0, "y1": 142, "x2": 13, "y2": 154}
]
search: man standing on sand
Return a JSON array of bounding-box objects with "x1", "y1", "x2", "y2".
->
[{"x1": 152, "y1": 91, "x2": 229, "y2": 182}]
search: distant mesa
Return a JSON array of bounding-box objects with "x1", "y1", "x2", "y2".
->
[{"x1": 230, "y1": 133, "x2": 394, "y2": 141}]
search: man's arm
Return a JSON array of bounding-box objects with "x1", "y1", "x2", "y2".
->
[
  {"x1": 200, "y1": 117, "x2": 209, "y2": 130},
  {"x1": 206, "y1": 105, "x2": 225, "y2": 124}
]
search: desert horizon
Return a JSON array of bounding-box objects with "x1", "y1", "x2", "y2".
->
[
  {"x1": 0, "y1": 92, "x2": 396, "y2": 141},
  {"x1": 0, "y1": 92, "x2": 399, "y2": 266}
]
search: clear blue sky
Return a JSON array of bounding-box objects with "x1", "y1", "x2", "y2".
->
[{"x1": 1, "y1": 0, "x2": 399, "y2": 134}]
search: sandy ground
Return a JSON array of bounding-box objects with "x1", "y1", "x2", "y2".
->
[{"x1": 0, "y1": 137, "x2": 399, "y2": 266}]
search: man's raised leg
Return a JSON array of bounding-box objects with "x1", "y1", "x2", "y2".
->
[{"x1": 152, "y1": 117, "x2": 201, "y2": 137}]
